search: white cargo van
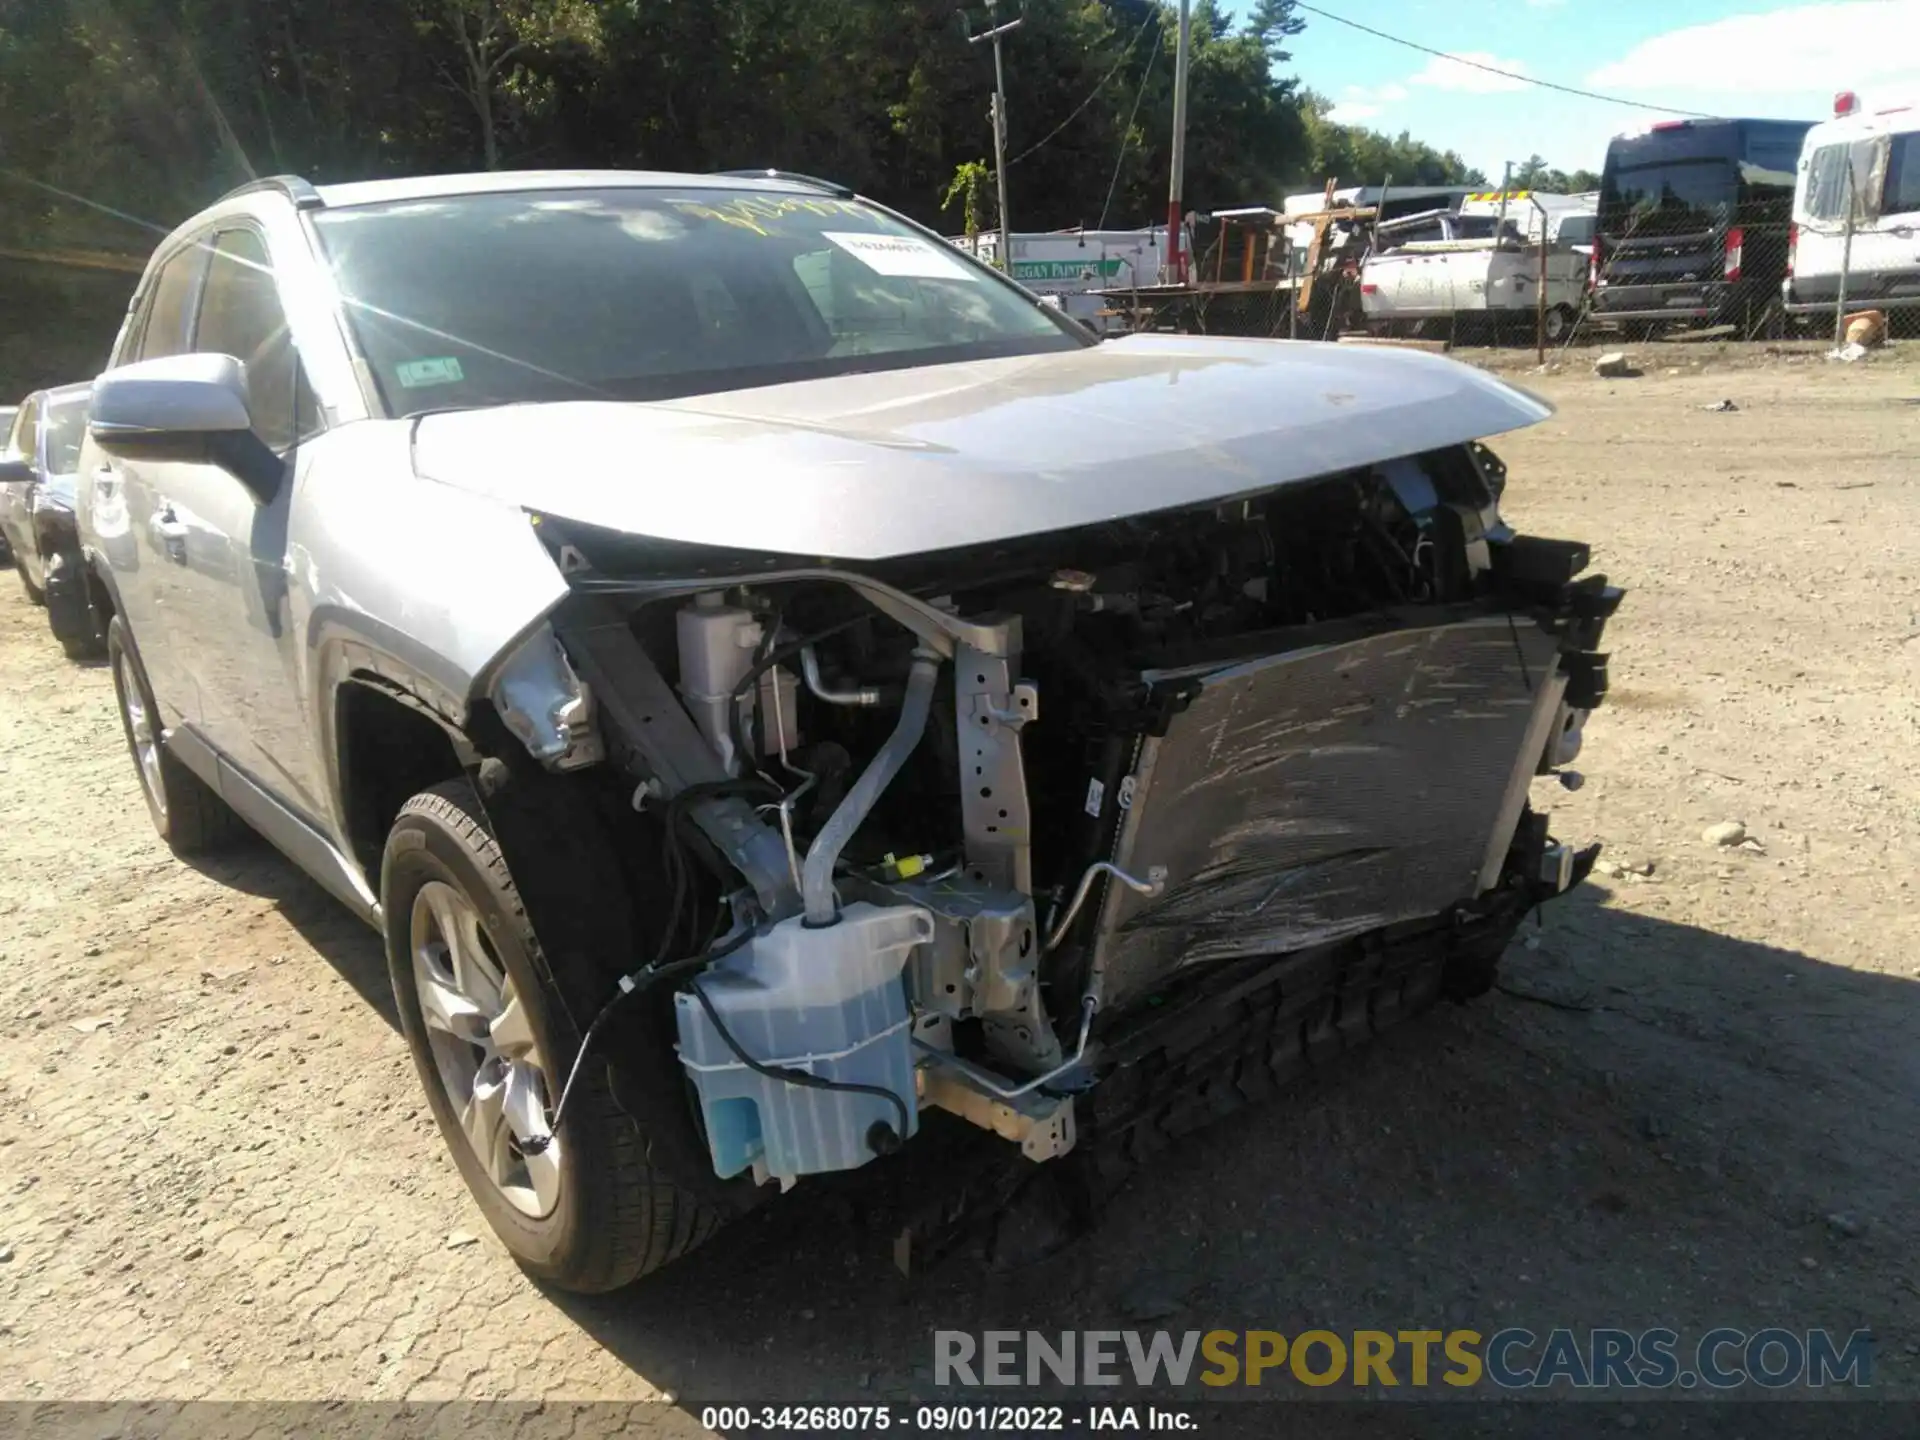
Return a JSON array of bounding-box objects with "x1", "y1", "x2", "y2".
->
[
  {"x1": 955, "y1": 229, "x2": 1165, "y2": 333},
  {"x1": 1784, "y1": 93, "x2": 1920, "y2": 328},
  {"x1": 1360, "y1": 207, "x2": 1587, "y2": 341}
]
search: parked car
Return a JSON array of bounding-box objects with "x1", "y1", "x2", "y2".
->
[
  {"x1": 0, "y1": 382, "x2": 104, "y2": 658},
  {"x1": 1360, "y1": 206, "x2": 1587, "y2": 342},
  {"x1": 0, "y1": 405, "x2": 16, "y2": 566},
  {"x1": 1785, "y1": 92, "x2": 1920, "y2": 332},
  {"x1": 1592, "y1": 117, "x2": 1814, "y2": 337},
  {"x1": 77, "y1": 168, "x2": 1619, "y2": 1293}
]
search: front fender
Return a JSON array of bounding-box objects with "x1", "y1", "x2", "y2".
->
[{"x1": 289, "y1": 421, "x2": 570, "y2": 836}]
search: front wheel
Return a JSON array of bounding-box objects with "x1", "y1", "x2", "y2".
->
[{"x1": 383, "y1": 779, "x2": 725, "y2": 1293}]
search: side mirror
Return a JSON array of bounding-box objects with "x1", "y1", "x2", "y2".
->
[
  {"x1": 0, "y1": 455, "x2": 33, "y2": 487},
  {"x1": 91, "y1": 353, "x2": 252, "y2": 443},
  {"x1": 90, "y1": 353, "x2": 281, "y2": 500}
]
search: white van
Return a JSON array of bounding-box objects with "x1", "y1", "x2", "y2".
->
[
  {"x1": 1785, "y1": 94, "x2": 1920, "y2": 327},
  {"x1": 1360, "y1": 207, "x2": 1588, "y2": 342}
]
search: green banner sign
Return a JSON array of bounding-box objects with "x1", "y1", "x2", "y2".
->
[{"x1": 1011, "y1": 258, "x2": 1128, "y2": 281}]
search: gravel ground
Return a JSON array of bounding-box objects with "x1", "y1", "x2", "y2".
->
[{"x1": 1, "y1": 343, "x2": 1917, "y2": 1431}]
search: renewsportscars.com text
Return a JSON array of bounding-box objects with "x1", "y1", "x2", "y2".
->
[{"x1": 934, "y1": 1328, "x2": 1873, "y2": 1392}]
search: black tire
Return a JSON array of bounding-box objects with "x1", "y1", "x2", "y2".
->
[
  {"x1": 383, "y1": 779, "x2": 724, "y2": 1293},
  {"x1": 1543, "y1": 305, "x2": 1574, "y2": 345},
  {"x1": 105, "y1": 615, "x2": 246, "y2": 853},
  {"x1": 17, "y1": 557, "x2": 45, "y2": 606}
]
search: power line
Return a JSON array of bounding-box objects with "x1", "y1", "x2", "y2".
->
[
  {"x1": 1098, "y1": 23, "x2": 1163, "y2": 230},
  {"x1": 1292, "y1": 2, "x2": 1706, "y2": 118},
  {"x1": 1009, "y1": 9, "x2": 1161, "y2": 167}
]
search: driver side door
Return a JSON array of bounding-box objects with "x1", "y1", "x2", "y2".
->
[{"x1": 160, "y1": 224, "x2": 328, "y2": 821}]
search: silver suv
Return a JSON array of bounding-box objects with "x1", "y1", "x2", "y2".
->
[{"x1": 78, "y1": 169, "x2": 1620, "y2": 1293}]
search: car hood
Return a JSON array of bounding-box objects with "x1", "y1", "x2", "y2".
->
[{"x1": 408, "y1": 334, "x2": 1552, "y2": 562}]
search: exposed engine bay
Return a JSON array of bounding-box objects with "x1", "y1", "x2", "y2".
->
[{"x1": 492, "y1": 440, "x2": 1620, "y2": 1190}]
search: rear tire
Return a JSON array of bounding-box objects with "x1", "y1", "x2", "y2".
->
[
  {"x1": 383, "y1": 779, "x2": 726, "y2": 1293},
  {"x1": 1543, "y1": 305, "x2": 1574, "y2": 345},
  {"x1": 106, "y1": 615, "x2": 245, "y2": 854}
]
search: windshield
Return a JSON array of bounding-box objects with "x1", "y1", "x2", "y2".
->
[
  {"x1": 1555, "y1": 215, "x2": 1596, "y2": 246},
  {"x1": 1604, "y1": 159, "x2": 1735, "y2": 236},
  {"x1": 43, "y1": 394, "x2": 89, "y2": 475},
  {"x1": 311, "y1": 188, "x2": 1084, "y2": 416}
]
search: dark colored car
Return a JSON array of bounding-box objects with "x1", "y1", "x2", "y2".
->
[
  {"x1": 0, "y1": 383, "x2": 105, "y2": 658},
  {"x1": 1592, "y1": 117, "x2": 1814, "y2": 336}
]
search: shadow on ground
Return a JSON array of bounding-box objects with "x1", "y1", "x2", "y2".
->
[
  {"x1": 179, "y1": 835, "x2": 397, "y2": 1028},
  {"x1": 535, "y1": 890, "x2": 1920, "y2": 1417}
]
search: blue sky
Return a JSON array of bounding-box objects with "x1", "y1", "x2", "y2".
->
[{"x1": 1224, "y1": 0, "x2": 1920, "y2": 180}]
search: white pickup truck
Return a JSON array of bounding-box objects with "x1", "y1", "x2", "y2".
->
[{"x1": 1361, "y1": 208, "x2": 1588, "y2": 342}]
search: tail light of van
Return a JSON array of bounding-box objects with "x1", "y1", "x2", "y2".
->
[
  {"x1": 1786, "y1": 223, "x2": 1798, "y2": 278},
  {"x1": 1723, "y1": 226, "x2": 1745, "y2": 283},
  {"x1": 1590, "y1": 237, "x2": 1603, "y2": 289}
]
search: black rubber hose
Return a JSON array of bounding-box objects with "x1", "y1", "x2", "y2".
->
[
  {"x1": 688, "y1": 979, "x2": 910, "y2": 1156},
  {"x1": 527, "y1": 925, "x2": 754, "y2": 1155}
]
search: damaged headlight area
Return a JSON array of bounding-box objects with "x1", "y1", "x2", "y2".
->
[
  {"x1": 511, "y1": 440, "x2": 1621, "y2": 1193},
  {"x1": 486, "y1": 623, "x2": 605, "y2": 771}
]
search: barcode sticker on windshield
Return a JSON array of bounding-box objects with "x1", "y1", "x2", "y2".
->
[
  {"x1": 395, "y1": 357, "x2": 465, "y2": 388},
  {"x1": 823, "y1": 232, "x2": 977, "y2": 282}
]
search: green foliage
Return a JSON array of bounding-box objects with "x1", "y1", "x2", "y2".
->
[
  {"x1": 942, "y1": 159, "x2": 993, "y2": 241},
  {"x1": 1512, "y1": 153, "x2": 1601, "y2": 194},
  {"x1": 1296, "y1": 89, "x2": 1486, "y2": 190},
  {"x1": 0, "y1": 0, "x2": 1590, "y2": 389}
]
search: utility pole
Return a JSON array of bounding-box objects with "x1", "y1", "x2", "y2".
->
[
  {"x1": 965, "y1": 0, "x2": 1023, "y2": 274},
  {"x1": 1166, "y1": 0, "x2": 1192, "y2": 283}
]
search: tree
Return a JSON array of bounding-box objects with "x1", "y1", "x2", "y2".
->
[
  {"x1": 1512, "y1": 153, "x2": 1600, "y2": 195},
  {"x1": 1244, "y1": 0, "x2": 1305, "y2": 65},
  {"x1": 427, "y1": 0, "x2": 602, "y2": 169},
  {"x1": 1295, "y1": 89, "x2": 1485, "y2": 190}
]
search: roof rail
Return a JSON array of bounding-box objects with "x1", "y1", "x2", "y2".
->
[
  {"x1": 709, "y1": 169, "x2": 854, "y2": 199},
  {"x1": 213, "y1": 174, "x2": 325, "y2": 210}
]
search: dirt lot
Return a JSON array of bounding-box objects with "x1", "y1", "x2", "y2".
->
[{"x1": 2, "y1": 343, "x2": 1918, "y2": 1428}]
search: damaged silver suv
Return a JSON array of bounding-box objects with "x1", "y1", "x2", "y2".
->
[{"x1": 76, "y1": 169, "x2": 1619, "y2": 1292}]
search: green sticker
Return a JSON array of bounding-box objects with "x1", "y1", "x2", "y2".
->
[{"x1": 395, "y1": 356, "x2": 465, "y2": 388}]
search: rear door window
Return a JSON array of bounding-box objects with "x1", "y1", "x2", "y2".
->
[
  {"x1": 1885, "y1": 133, "x2": 1920, "y2": 217},
  {"x1": 136, "y1": 241, "x2": 210, "y2": 362},
  {"x1": 1805, "y1": 145, "x2": 1852, "y2": 222}
]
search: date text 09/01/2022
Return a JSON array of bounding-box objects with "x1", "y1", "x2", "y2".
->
[{"x1": 699, "y1": 1405, "x2": 1193, "y2": 1432}]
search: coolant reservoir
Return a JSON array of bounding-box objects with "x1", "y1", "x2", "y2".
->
[
  {"x1": 675, "y1": 903, "x2": 933, "y2": 1183},
  {"x1": 677, "y1": 593, "x2": 760, "y2": 772}
]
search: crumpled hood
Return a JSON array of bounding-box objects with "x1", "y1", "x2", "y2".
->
[{"x1": 409, "y1": 334, "x2": 1551, "y2": 561}]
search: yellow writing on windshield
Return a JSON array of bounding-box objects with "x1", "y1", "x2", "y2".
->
[{"x1": 671, "y1": 195, "x2": 871, "y2": 237}]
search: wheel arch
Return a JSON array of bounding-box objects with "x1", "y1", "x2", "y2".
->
[{"x1": 332, "y1": 674, "x2": 476, "y2": 883}]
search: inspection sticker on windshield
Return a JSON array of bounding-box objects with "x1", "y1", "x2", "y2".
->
[
  {"x1": 395, "y1": 356, "x2": 465, "y2": 388},
  {"x1": 823, "y1": 231, "x2": 976, "y2": 281}
]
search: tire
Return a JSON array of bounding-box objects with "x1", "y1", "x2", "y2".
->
[
  {"x1": 1543, "y1": 305, "x2": 1574, "y2": 345},
  {"x1": 106, "y1": 615, "x2": 245, "y2": 853},
  {"x1": 382, "y1": 778, "x2": 724, "y2": 1293},
  {"x1": 17, "y1": 557, "x2": 45, "y2": 606}
]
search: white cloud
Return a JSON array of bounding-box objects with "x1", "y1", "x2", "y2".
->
[
  {"x1": 1588, "y1": 1, "x2": 1920, "y2": 95},
  {"x1": 1409, "y1": 52, "x2": 1532, "y2": 94},
  {"x1": 1327, "y1": 102, "x2": 1382, "y2": 123}
]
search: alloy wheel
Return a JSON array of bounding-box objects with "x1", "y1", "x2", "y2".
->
[
  {"x1": 409, "y1": 879, "x2": 562, "y2": 1218},
  {"x1": 114, "y1": 650, "x2": 167, "y2": 822}
]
